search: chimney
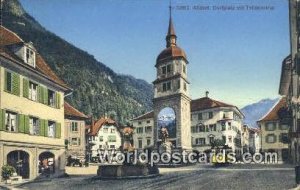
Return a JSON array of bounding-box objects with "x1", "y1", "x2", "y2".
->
[
  {"x1": 205, "y1": 91, "x2": 209, "y2": 98},
  {"x1": 90, "y1": 116, "x2": 94, "y2": 133}
]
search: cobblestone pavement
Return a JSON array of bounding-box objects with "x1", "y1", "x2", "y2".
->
[{"x1": 15, "y1": 164, "x2": 296, "y2": 190}]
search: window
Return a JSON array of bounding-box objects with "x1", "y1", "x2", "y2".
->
[
  {"x1": 183, "y1": 64, "x2": 186, "y2": 74},
  {"x1": 163, "y1": 82, "x2": 171, "y2": 92},
  {"x1": 280, "y1": 133, "x2": 289, "y2": 144},
  {"x1": 222, "y1": 136, "x2": 226, "y2": 144},
  {"x1": 48, "y1": 90, "x2": 55, "y2": 107},
  {"x1": 198, "y1": 113, "x2": 202, "y2": 120},
  {"x1": 209, "y1": 136, "x2": 214, "y2": 144},
  {"x1": 209, "y1": 112, "x2": 213, "y2": 119},
  {"x1": 162, "y1": 66, "x2": 167, "y2": 75},
  {"x1": 221, "y1": 122, "x2": 226, "y2": 131},
  {"x1": 279, "y1": 124, "x2": 289, "y2": 130},
  {"x1": 48, "y1": 121, "x2": 56, "y2": 138},
  {"x1": 199, "y1": 125, "x2": 205, "y2": 132},
  {"x1": 266, "y1": 122, "x2": 276, "y2": 131},
  {"x1": 147, "y1": 120, "x2": 150, "y2": 124},
  {"x1": 145, "y1": 126, "x2": 152, "y2": 133},
  {"x1": 167, "y1": 64, "x2": 172, "y2": 73},
  {"x1": 195, "y1": 138, "x2": 206, "y2": 145},
  {"x1": 162, "y1": 65, "x2": 172, "y2": 75},
  {"x1": 5, "y1": 111, "x2": 17, "y2": 132},
  {"x1": 29, "y1": 117, "x2": 39, "y2": 135},
  {"x1": 136, "y1": 127, "x2": 143, "y2": 134},
  {"x1": 99, "y1": 145, "x2": 102, "y2": 149},
  {"x1": 99, "y1": 136, "x2": 103, "y2": 142},
  {"x1": 213, "y1": 124, "x2": 217, "y2": 131},
  {"x1": 266, "y1": 134, "x2": 276, "y2": 143},
  {"x1": 110, "y1": 145, "x2": 115, "y2": 149},
  {"x1": 228, "y1": 136, "x2": 232, "y2": 143},
  {"x1": 25, "y1": 47, "x2": 35, "y2": 67},
  {"x1": 111, "y1": 128, "x2": 116, "y2": 133},
  {"x1": 103, "y1": 128, "x2": 108, "y2": 133},
  {"x1": 191, "y1": 126, "x2": 196, "y2": 133},
  {"x1": 29, "y1": 82, "x2": 38, "y2": 101},
  {"x1": 108, "y1": 135, "x2": 116, "y2": 142},
  {"x1": 71, "y1": 138, "x2": 80, "y2": 146},
  {"x1": 138, "y1": 121, "x2": 142, "y2": 125},
  {"x1": 184, "y1": 83, "x2": 187, "y2": 91},
  {"x1": 147, "y1": 138, "x2": 151, "y2": 146},
  {"x1": 177, "y1": 80, "x2": 180, "y2": 89},
  {"x1": 71, "y1": 122, "x2": 78, "y2": 132},
  {"x1": 228, "y1": 122, "x2": 232, "y2": 130},
  {"x1": 138, "y1": 139, "x2": 143, "y2": 149}
]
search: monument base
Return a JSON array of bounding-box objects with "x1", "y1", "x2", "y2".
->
[{"x1": 96, "y1": 164, "x2": 159, "y2": 179}]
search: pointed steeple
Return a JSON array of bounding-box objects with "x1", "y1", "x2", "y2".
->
[{"x1": 166, "y1": 2, "x2": 177, "y2": 47}]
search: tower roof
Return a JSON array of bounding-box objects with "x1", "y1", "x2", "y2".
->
[
  {"x1": 167, "y1": 12, "x2": 176, "y2": 37},
  {"x1": 157, "y1": 5, "x2": 187, "y2": 64}
]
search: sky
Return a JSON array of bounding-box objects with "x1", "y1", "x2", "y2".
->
[{"x1": 19, "y1": 0, "x2": 290, "y2": 108}]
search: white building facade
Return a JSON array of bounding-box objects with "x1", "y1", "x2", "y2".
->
[
  {"x1": 190, "y1": 97, "x2": 244, "y2": 154},
  {"x1": 86, "y1": 118, "x2": 122, "y2": 159},
  {"x1": 131, "y1": 112, "x2": 154, "y2": 150}
]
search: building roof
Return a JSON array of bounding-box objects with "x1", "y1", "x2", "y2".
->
[
  {"x1": 131, "y1": 111, "x2": 154, "y2": 121},
  {"x1": 248, "y1": 127, "x2": 260, "y2": 133},
  {"x1": 258, "y1": 98, "x2": 287, "y2": 122},
  {"x1": 0, "y1": 26, "x2": 23, "y2": 46},
  {"x1": 64, "y1": 102, "x2": 88, "y2": 119},
  {"x1": 0, "y1": 26, "x2": 70, "y2": 90},
  {"x1": 156, "y1": 46, "x2": 187, "y2": 64},
  {"x1": 191, "y1": 97, "x2": 234, "y2": 112},
  {"x1": 88, "y1": 117, "x2": 117, "y2": 136},
  {"x1": 279, "y1": 55, "x2": 292, "y2": 96}
]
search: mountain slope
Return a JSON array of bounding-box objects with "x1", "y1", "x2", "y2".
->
[
  {"x1": 2, "y1": 0, "x2": 153, "y2": 123},
  {"x1": 241, "y1": 98, "x2": 279, "y2": 128}
]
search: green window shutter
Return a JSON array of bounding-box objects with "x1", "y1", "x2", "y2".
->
[
  {"x1": 43, "y1": 87, "x2": 48, "y2": 105},
  {"x1": 44, "y1": 120, "x2": 48, "y2": 137},
  {"x1": 56, "y1": 122, "x2": 61, "y2": 138},
  {"x1": 4, "y1": 70, "x2": 8, "y2": 91},
  {"x1": 39, "y1": 119, "x2": 44, "y2": 136},
  {"x1": 12, "y1": 73, "x2": 20, "y2": 96},
  {"x1": 23, "y1": 78, "x2": 29, "y2": 98},
  {"x1": 38, "y1": 86, "x2": 43, "y2": 103},
  {"x1": 0, "y1": 110, "x2": 3, "y2": 131},
  {"x1": 56, "y1": 92, "x2": 61, "y2": 109},
  {"x1": 18, "y1": 114, "x2": 25, "y2": 133},
  {"x1": 24, "y1": 116, "x2": 30, "y2": 134},
  {"x1": 5, "y1": 70, "x2": 12, "y2": 92},
  {"x1": 1, "y1": 110, "x2": 5, "y2": 131}
]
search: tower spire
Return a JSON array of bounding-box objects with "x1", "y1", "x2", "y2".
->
[{"x1": 166, "y1": 1, "x2": 177, "y2": 47}]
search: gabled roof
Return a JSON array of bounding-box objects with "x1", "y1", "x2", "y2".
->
[
  {"x1": 131, "y1": 111, "x2": 154, "y2": 121},
  {"x1": 0, "y1": 26, "x2": 23, "y2": 46},
  {"x1": 88, "y1": 117, "x2": 117, "y2": 136},
  {"x1": 191, "y1": 97, "x2": 234, "y2": 112},
  {"x1": 0, "y1": 26, "x2": 70, "y2": 90},
  {"x1": 64, "y1": 102, "x2": 88, "y2": 119},
  {"x1": 258, "y1": 98, "x2": 287, "y2": 122}
]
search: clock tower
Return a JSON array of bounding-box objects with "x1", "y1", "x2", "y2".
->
[{"x1": 153, "y1": 6, "x2": 192, "y2": 151}]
